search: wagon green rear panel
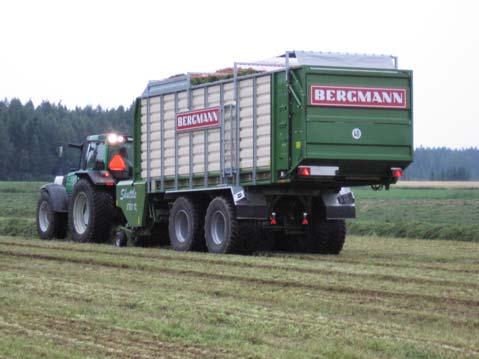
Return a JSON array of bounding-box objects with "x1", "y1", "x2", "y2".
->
[
  {"x1": 273, "y1": 66, "x2": 413, "y2": 185},
  {"x1": 305, "y1": 68, "x2": 412, "y2": 161}
]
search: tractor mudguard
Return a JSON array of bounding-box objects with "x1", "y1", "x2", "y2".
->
[
  {"x1": 41, "y1": 183, "x2": 68, "y2": 213},
  {"x1": 76, "y1": 171, "x2": 115, "y2": 187}
]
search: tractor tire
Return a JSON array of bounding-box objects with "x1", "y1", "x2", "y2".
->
[
  {"x1": 68, "y1": 179, "x2": 114, "y2": 243},
  {"x1": 204, "y1": 196, "x2": 245, "y2": 254},
  {"x1": 36, "y1": 191, "x2": 67, "y2": 240},
  {"x1": 168, "y1": 197, "x2": 205, "y2": 251}
]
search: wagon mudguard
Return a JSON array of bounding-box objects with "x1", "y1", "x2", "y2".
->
[
  {"x1": 41, "y1": 183, "x2": 68, "y2": 213},
  {"x1": 320, "y1": 188, "x2": 356, "y2": 220}
]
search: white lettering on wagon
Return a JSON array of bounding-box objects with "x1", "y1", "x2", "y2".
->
[
  {"x1": 176, "y1": 107, "x2": 221, "y2": 132},
  {"x1": 120, "y1": 188, "x2": 137, "y2": 212},
  {"x1": 311, "y1": 85, "x2": 407, "y2": 109},
  {"x1": 120, "y1": 188, "x2": 136, "y2": 201}
]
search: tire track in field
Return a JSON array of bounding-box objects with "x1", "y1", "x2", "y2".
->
[
  {"x1": 1, "y1": 249, "x2": 478, "y2": 309},
  {"x1": 0, "y1": 319, "x2": 123, "y2": 358},
  {"x1": 0, "y1": 316, "x2": 226, "y2": 359},
  {"x1": 3, "y1": 262, "x2": 478, "y2": 331},
  {"x1": 4, "y1": 255, "x2": 478, "y2": 337},
  {"x1": 0, "y1": 318, "x2": 233, "y2": 359},
  {"x1": 2, "y1": 275, "x2": 477, "y2": 359},
  {"x1": 3, "y1": 281, "x2": 477, "y2": 358},
  {"x1": 0, "y1": 241, "x2": 476, "y2": 290},
  {"x1": 263, "y1": 252, "x2": 479, "y2": 274}
]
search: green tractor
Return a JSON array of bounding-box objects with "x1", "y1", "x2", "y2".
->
[{"x1": 36, "y1": 133, "x2": 133, "y2": 244}]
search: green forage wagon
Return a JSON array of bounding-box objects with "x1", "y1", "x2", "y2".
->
[{"x1": 36, "y1": 51, "x2": 413, "y2": 254}]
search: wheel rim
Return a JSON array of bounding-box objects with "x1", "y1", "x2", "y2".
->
[
  {"x1": 38, "y1": 201, "x2": 50, "y2": 232},
  {"x1": 210, "y1": 210, "x2": 226, "y2": 245},
  {"x1": 73, "y1": 192, "x2": 90, "y2": 235},
  {"x1": 174, "y1": 210, "x2": 189, "y2": 243}
]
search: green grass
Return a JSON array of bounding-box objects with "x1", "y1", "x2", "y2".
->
[
  {"x1": 0, "y1": 181, "x2": 478, "y2": 357},
  {"x1": 0, "y1": 235, "x2": 477, "y2": 358},
  {"x1": 0, "y1": 181, "x2": 478, "y2": 242},
  {"x1": 350, "y1": 187, "x2": 479, "y2": 242},
  {"x1": 0, "y1": 181, "x2": 42, "y2": 238}
]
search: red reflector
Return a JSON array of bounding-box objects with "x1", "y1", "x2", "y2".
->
[
  {"x1": 270, "y1": 212, "x2": 277, "y2": 225},
  {"x1": 391, "y1": 168, "x2": 403, "y2": 178},
  {"x1": 297, "y1": 167, "x2": 311, "y2": 176},
  {"x1": 109, "y1": 154, "x2": 127, "y2": 171},
  {"x1": 302, "y1": 212, "x2": 309, "y2": 225}
]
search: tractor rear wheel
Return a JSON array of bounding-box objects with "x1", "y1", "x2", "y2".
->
[
  {"x1": 69, "y1": 179, "x2": 114, "y2": 243},
  {"x1": 168, "y1": 196, "x2": 205, "y2": 251},
  {"x1": 36, "y1": 191, "x2": 67, "y2": 240}
]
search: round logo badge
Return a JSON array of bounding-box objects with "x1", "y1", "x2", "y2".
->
[{"x1": 352, "y1": 128, "x2": 362, "y2": 140}]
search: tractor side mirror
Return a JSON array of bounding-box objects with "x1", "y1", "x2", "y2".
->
[{"x1": 57, "y1": 145, "x2": 64, "y2": 158}]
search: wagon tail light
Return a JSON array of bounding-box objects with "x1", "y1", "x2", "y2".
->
[
  {"x1": 297, "y1": 166, "x2": 311, "y2": 177},
  {"x1": 109, "y1": 154, "x2": 127, "y2": 172},
  {"x1": 391, "y1": 167, "x2": 403, "y2": 178}
]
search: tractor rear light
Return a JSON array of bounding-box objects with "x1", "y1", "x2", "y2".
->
[
  {"x1": 270, "y1": 212, "x2": 277, "y2": 225},
  {"x1": 109, "y1": 154, "x2": 127, "y2": 171},
  {"x1": 391, "y1": 167, "x2": 403, "y2": 178},
  {"x1": 100, "y1": 171, "x2": 110, "y2": 178},
  {"x1": 297, "y1": 166, "x2": 311, "y2": 177}
]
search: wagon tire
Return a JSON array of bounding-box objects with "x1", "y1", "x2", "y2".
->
[
  {"x1": 204, "y1": 196, "x2": 244, "y2": 254},
  {"x1": 310, "y1": 219, "x2": 346, "y2": 255},
  {"x1": 238, "y1": 222, "x2": 260, "y2": 254},
  {"x1": 325, "y1": 220, "x2": 346, "y2": 254},
  {"x1": 168, "y1": 196, "x2": 205, "y2": 251}
]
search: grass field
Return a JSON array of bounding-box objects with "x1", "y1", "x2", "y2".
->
[
  {"x1": 1, "y1": 181, "x2": 477, "y2": 242},
  {"x1": 351, "y1": 185, "x2": 479, "y2": 242},
  {"x1": 0, "y1": 235, "x2": 478, "y2": 358},
  {"x1": 0, "y1": 181, "x2": 478, "y2": 357},
  {"x1": 397, "y1": 181, "x2": 479, "y2": 189}
]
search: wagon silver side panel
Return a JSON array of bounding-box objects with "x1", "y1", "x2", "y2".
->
[{"x1": 140, "y1": 75, "x2": 271, "y2": 190}]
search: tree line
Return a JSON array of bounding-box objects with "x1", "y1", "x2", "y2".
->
[
  {"x1": 403, "y1": 147, "x2": 478, "y2": 181},
  {"x1": 0, "y1": 99, "x2": 477, "y2": 180},
  {"x1": 0, "y1": 99, "x2": 132, "y2": 180}
]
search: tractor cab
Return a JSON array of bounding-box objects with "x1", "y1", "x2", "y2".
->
[{"x1": 64, "y1": 133, "x2": 133, "y2": 194}]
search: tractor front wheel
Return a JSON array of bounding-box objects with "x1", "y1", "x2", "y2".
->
[
  {"x1": 36, "y1": 191, "x2": 67, "y2": 240},
  {"x1": 69, "y1": 179, "x2": 114, "y2": 243}
]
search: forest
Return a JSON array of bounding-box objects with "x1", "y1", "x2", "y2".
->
[{"x1": 0, "y1": 98, "x2": 477, "y2": 180}]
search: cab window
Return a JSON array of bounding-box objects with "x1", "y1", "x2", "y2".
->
[
  {"x1": 85, "y1": 142, "x2": 106, "y2": 170},
  {"x1": 108, "y1": 142, "x2": 133, "y2": 178}
]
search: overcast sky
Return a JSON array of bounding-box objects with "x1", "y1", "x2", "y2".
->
[{"x1": 1, "y1": 0, "x2": 477, "y2": 148}]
